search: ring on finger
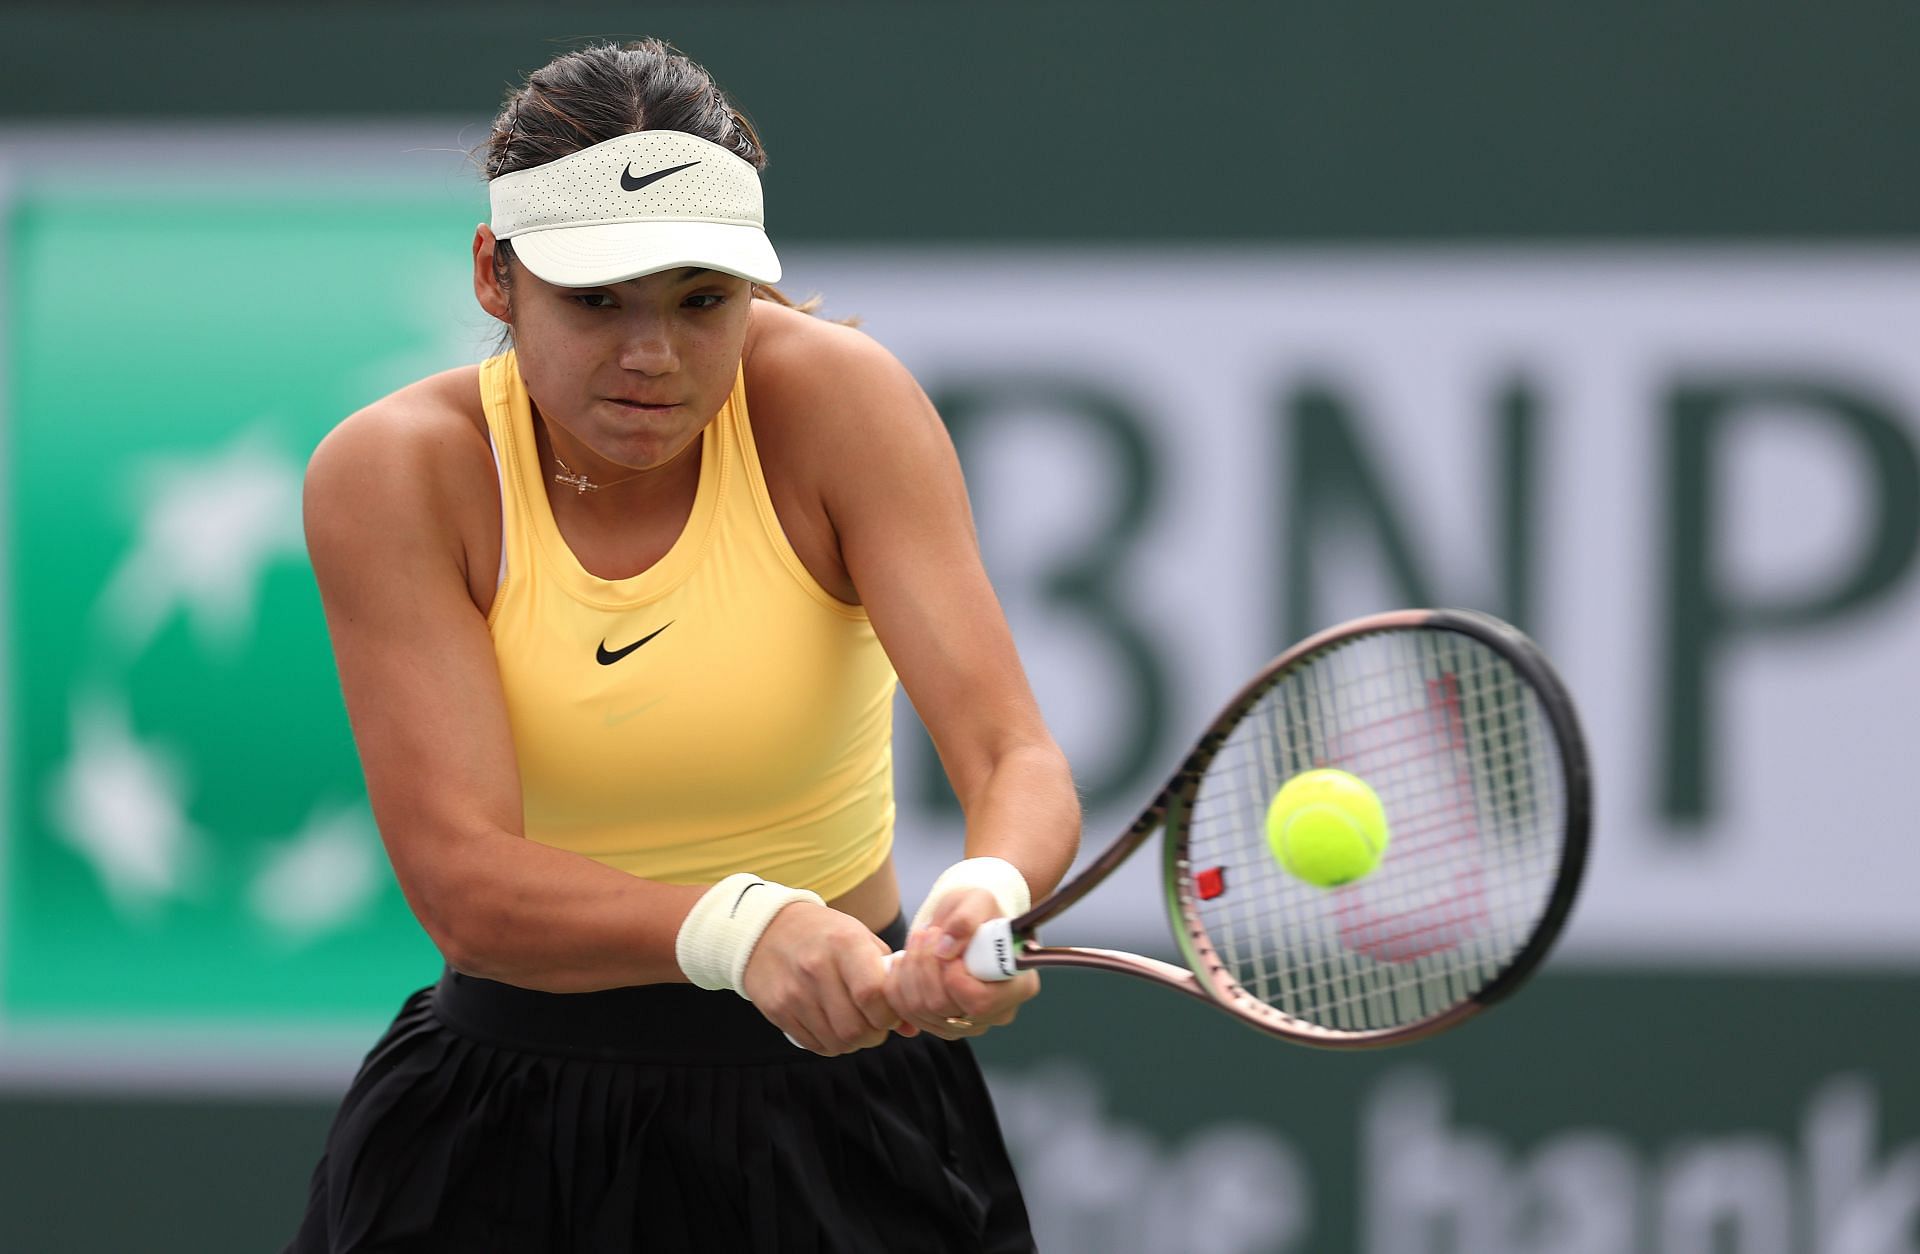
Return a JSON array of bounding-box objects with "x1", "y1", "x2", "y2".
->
[{"x1": 942, "y1": 1015, "x2": 975, "y2": 1029}]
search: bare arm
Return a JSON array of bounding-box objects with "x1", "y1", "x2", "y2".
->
[
  {"x1": 821, "y1": 341, "x2": 1081, "y2": 895},
  {"x1": 753, "y1": 321, "x2": 1082, "y2": 1035},
  {"x1": 305, "y1": 393, "x2": 704, "y2": 992}
]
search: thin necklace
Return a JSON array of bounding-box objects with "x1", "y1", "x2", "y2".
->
[{"x1": 552, "y1": 453, "x2": 647, "y2": 495}]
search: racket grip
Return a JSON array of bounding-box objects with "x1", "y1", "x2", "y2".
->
[{"x1": 964, "y1": 917, "x2": 1019, "y2": 981}]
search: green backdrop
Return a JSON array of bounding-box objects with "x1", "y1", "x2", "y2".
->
[
  {"x1": 4, "y1": 1, "x2": 1920, "y2": 242},
  {"x1": 6, "y1": 182, "x2": 460, "y2": 1036}
]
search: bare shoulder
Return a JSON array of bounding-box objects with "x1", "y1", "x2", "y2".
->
[
  {"x1": 745, "y1": 294, "x2": 892, "y2": 363},
  {"x1": 743, "y1": 300, "x2": 950, "y2": 471},
  {"x1": 309, "y1": 364, "x2": 489, "y2": 493},
  {"x1": 306, "y1": 364, "x2": 497, "y2": 581}
]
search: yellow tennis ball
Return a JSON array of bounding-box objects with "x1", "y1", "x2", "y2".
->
[{"x1": 1265, "y1": 769, "x2": 1390, "y2": 887}]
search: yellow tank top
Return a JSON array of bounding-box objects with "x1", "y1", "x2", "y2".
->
[{"x1": 479, "y1": 351, "x2": 898, "y2": 899}]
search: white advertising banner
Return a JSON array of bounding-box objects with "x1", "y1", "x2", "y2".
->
[{"x1": 787, "y1": 248, "x2": 1920, "y2": 968}]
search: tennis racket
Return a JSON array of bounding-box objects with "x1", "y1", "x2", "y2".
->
[{"x1": 963, "y1": 608, "x2": 1590, "y2": 1048}]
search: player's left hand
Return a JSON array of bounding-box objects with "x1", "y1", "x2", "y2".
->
[{"x1": 886, "y1": 886, "x2": 1039, "y2": 1040}]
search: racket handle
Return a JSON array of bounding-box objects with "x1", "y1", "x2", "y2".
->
[{"x1": 964, "y1": 917, "x2": 1019, "y2": 981}]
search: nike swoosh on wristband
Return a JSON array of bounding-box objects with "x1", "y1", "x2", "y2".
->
[
  {"x1": 730, "y1": 880, "x2": 765, "y2": 918},
  {"x1": 620, "y1": 160, "x2": 701, "y2": 193},
  {"x1": 596, "y1": 621, "x2": 673, "y2": 665}
]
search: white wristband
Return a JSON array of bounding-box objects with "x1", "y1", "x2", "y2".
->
[
  {"x1": 675, "y1": 873, "x2": 823, "y2": 998},
  {"x1": 909, "y1": 856, "x2": 1032, "y2": 935}
]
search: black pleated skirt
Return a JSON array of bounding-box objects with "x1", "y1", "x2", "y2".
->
[{"x1": 285, "y1": 918, "x2": 1034, "y2": 1254}]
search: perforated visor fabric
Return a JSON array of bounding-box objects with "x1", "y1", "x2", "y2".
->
[
  {"x1": 1180, "y1": 628, "x2": 1568, "y2": 1035},
  {"x1": 490, "y1": 131, "x2": 780, "y2": 285}
]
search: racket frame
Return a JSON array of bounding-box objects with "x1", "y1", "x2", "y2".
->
[{"x1": 987, "y1": 608, "x2": 1592, "y2": 1048}]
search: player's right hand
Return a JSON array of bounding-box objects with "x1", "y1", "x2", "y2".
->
[{"x1": 741, "y1": 902, "x2": 908, "y2": 1055}]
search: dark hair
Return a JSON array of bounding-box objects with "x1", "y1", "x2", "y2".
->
[
  {"x1": 485, "y1": 38, "x2": 765, "y2": 182},
  {"x1": 481, "y1": 39, "x2": 818, "y2": 316}
]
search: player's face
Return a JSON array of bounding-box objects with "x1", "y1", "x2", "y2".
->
[{"x1": 474, "y1": 227, "x2": 752, "y2": 474}]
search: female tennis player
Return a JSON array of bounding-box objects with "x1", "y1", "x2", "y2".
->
[{"x1": 285, "y1": 38, "x2": 1078, "y2": 1254}]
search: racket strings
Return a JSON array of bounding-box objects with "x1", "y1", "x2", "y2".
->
[{"x1": 1182, "y1": 629, "x2": 1566, "y2": 1034}]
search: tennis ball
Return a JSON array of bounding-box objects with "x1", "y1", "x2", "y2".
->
[{"x1": 1265, "y1": 769, "x2": 1389, "y2": 887}]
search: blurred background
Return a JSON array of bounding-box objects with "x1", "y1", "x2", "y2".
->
[{"x1": 5, "y1": 2, "x2": 1920, "y2": 1250}]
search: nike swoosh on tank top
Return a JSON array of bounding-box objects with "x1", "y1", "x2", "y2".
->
[{"x1": 480, "y1": 350, "x2": 898, "y2": 898}]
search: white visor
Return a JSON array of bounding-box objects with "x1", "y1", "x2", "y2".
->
[{"x1": 489, "y1": 130, "x2": 781, "y2": 287}]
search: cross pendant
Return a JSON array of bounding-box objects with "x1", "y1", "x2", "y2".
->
[{"x1": 554, "y1": 470, "x2": 596, "y2": 494}]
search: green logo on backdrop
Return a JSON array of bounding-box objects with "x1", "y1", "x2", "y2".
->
[{"x1": 4, "y1": 181, "x2": 481, "y2": 1033}]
